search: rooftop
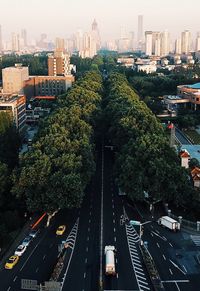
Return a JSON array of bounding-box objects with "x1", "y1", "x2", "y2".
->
[
  {"x1": 186, "y1": 83, "x2": 200, "y2": 89},
  {"x1": 180, "y1": 145, "x2": 200, "y2": 163}
]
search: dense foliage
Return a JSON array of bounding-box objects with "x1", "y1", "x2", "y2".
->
[
  {"x1": 0, "y1": 112, "x2": 21, "y2": 246},
  {"x1": 104, "y1": 73, "x2": 195, "y2": 206},
  {"x1": 12, "y1": 71, "x2": 103, "y2": 215}
]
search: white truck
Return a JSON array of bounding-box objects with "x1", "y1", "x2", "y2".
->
[
  {"x1": 105, "y1": 245, "x2": 116, "y2": 275},
  {"x1": 158, "y1": 216, "x2": 180, "y2": 231}
]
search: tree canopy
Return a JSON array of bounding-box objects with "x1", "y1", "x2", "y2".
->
[
  {"x1": 104, "y1": 72, "x2": 195, "y2": 206},
  {"x1": 12, "y1": 70, "x2": 103, "y2": 215}
]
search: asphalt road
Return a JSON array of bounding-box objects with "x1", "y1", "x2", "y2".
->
[
  {"x1": 0, "y1": 209, "x2": 78, "y2": 291},
  {"x1": 1, "y1": 145, "x2": 200, "y2": 291},
  {"x1": 125, "y1": 201, "x2": 200, "y2": 291}
]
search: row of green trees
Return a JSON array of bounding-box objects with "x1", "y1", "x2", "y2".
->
[
  {"x1": 12, "y1": 70, "x2": 103, "y2": 224},
  {"x1": 0, "y1": 112, "x2": 21, "y2": 245},
  {"x1": 104, "y1": 73, "x2": 195, "y2": 207}
]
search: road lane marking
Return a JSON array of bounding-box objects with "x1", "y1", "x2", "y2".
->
[
  {"x1": 116, "y1": 273, "x2": 119, "y2": 279},
  {"x1": 113, "y1": 212, "x2": 115, "y2": 216},
  {"x1": 87, "y1": 236, "x2": 89, "y2": 241},
  {"x1": 170, "y1": 259, "x2": 186, "y2": 275},
  {"x1": 151, "y1": 231, "x2": 167, "y2": 241},
  {"x1": 20, "y1": 230, "x2": 48, "y2": 272},
  {"x1": 36, "y1": 267, "x2": 39, "y2": 273},
  {"x1": 169, "y1": 242, "x2": 173, "y2": 247},
  {"x1": 113, "y1": 219, "x2": 115, "y2": 224},
  {"x1": 88, "y1": 227, "x2": 90, "y2": 232},
  {"x1": 13, "y1": 276, "x2": 17, "y2": 282},
  {"x1": 112, "y1": 204, "x2": 114, "y2": 209},
  {"x1": 175, "y1": 282, "x2": 181, "y2": 291},
  {"x1": 161, "y1": 280, "x2": 189, "y2": 283},
  {"x1": 182, "y1": 265, "x2": 187, "y2": 273},
  {"x1": 89, "y1": 219, "x2": 91, "y2": 223},
  {"x1": 156, "y1": 243, "x2": 160, "y2": 248},
  {"x1": 60, "y1": 219, "x2": 79, "y2": 290},
  {"x1": 163, "y1": 254, "x2": 166, "y2": 260},
  {"x1": 85, "y1": 258, "x2": 88, "y2": 264},
  {"x1": 169, "y1": 268, "x2": 173, "y2": 275},
  {"x1": 114, "y1": 227, "x2": 116, "y2": 232},
  {"x1": 43, "y1": 254, "x2": 46, "y2": 260},
  {"x1": 86, "y1": 247, "x2": 88, "y2": 252},
  {"x1": 84, "y1": 272, "x2": 86, "y2": 278},
  {"x1": 114, "y1": 236, "x2": 116, "y2": 242},
  {"x1": 6, "y1": 287, "x2": 11, "y2": 291}
]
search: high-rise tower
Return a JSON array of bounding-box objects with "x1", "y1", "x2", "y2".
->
[
  {"x1": 0, "y1": 25, "x2": 3, "y2": 51},
  {"x1": 145, "y1": 31, "x2": 153, "y2": 56},
  {"x1": 181, "y1": 30, "x2": 191, "y2": 54},
  {"x1": 91, "y1": 19, "x2": 101, "y2": 50},
  {"x1": 137, "y1": 15, "x2": 143, "y2": 49}
]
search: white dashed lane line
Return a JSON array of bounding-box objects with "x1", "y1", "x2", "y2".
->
[{"x1": 163, "y1": 254, "x2": 166, "y2": 260}]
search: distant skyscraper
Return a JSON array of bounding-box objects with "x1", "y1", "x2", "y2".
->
[
  {"x1": 175, "y1": 38, "x2": 182, "y2": 54},
  {"x1": 160, "y1": 30, "x2": 170, "y2": 56},
  {"x1": 196, "y1": 37, "x2": 200, "y2": 51},
  {"x1": 91, "y1": 19, "x2": 101, "y2": 50},
  {"x1": 196, "y1": 32, "x2": 200, "y2": 51},
  {"x1": 11, "y1": 33, "x2": 20, "y2": 51},
  {"x1": 0, "y1": 25, "x2": 2, "y2": 51},
  {"x1": 181, "y1": 30, "x2": 191, "y2": 54},
  {"x1": 21, "y1": 29, "x2": 27, "y2": 47},
  {"x1": 137, "y1": 15, "x2": 143, "y2": 49},
  {"x1": 129, "y1": 31, "x2": 135, "y2": 51},
  {"x1": 152, "y1": 32, "x2": 161, "y2": 56},
  {"x1": 55, "y1": 37, "x2": 65, "y2": 51},
  {"x1": 145, "y1": 31, "x2": 153, "y2": 56}
]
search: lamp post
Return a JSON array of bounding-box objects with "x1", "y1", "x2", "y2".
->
[{"x1": 130, "y1": 220, "x2": 151, "y2": 244}]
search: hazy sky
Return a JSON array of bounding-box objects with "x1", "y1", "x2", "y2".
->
[{"x1": 0, "y1": 0, "x2": 200, "y2": 41}]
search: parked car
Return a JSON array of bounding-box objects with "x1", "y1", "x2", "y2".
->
[
  {"x1": 22, "y1": 236, "x2": 32, "y2": 247},
  {"x1": 15, "y1": 245, "x2": 27, "y2": 256},
  {"x1": 29, "y1": 229, "x2": 40, "y2": 238},
  {"x1": 5, "y1": 255, "x2": 19, "y2": 269},
  {"x1": 56, "y1": 225, "x2": 66, "y2": 236}
]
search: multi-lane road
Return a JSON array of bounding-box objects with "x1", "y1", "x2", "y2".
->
[{"x1": 0, "y1": 146, "x2": 200, "y2": 291}]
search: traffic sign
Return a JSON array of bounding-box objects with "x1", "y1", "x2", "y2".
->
[
  {"x1": 21, "y1": 279, "x2": 38, "y2": 290},
  {"x1": 129, "y1": 220, "x2": 141, "y2": 226}
]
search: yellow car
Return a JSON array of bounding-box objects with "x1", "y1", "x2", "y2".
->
[
  {"x1": 5, "y1": 255, "x2": 19, "y2": 269},
  {"x1": 56, "y1": 225, "x2": 66, "y2": 235}
]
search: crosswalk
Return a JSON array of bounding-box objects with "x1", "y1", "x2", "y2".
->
[
  {"x1": 125, "y1": 223, "x2": 150, "y2": 291},
  {"x1": 190, "y1": 235, "x2": 200, "y2": 246}
]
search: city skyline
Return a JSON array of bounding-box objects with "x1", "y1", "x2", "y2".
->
[{"x1": 0, "y1": 0, "x2": 200, "y2": 42}]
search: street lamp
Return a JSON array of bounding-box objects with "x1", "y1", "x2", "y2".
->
[{"x1": 130, "y1": 220, "x2": 151, "y2": 244}]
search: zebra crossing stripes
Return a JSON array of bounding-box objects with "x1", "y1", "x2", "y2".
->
[
  {"x1": 125, "y1": 224, "x2": 150, "y2": 291},
  {"x1": 191, "y1": 235, "x2": 200, "y2": 246}
]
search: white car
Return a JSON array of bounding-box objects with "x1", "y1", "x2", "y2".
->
[{"x1": 15, "y1": 244, "x2": 27, "y2": 256}]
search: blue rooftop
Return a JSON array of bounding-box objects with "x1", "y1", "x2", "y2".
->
[{"x1": 187, "y1": 83, "x2": 200, "y2": 89}]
